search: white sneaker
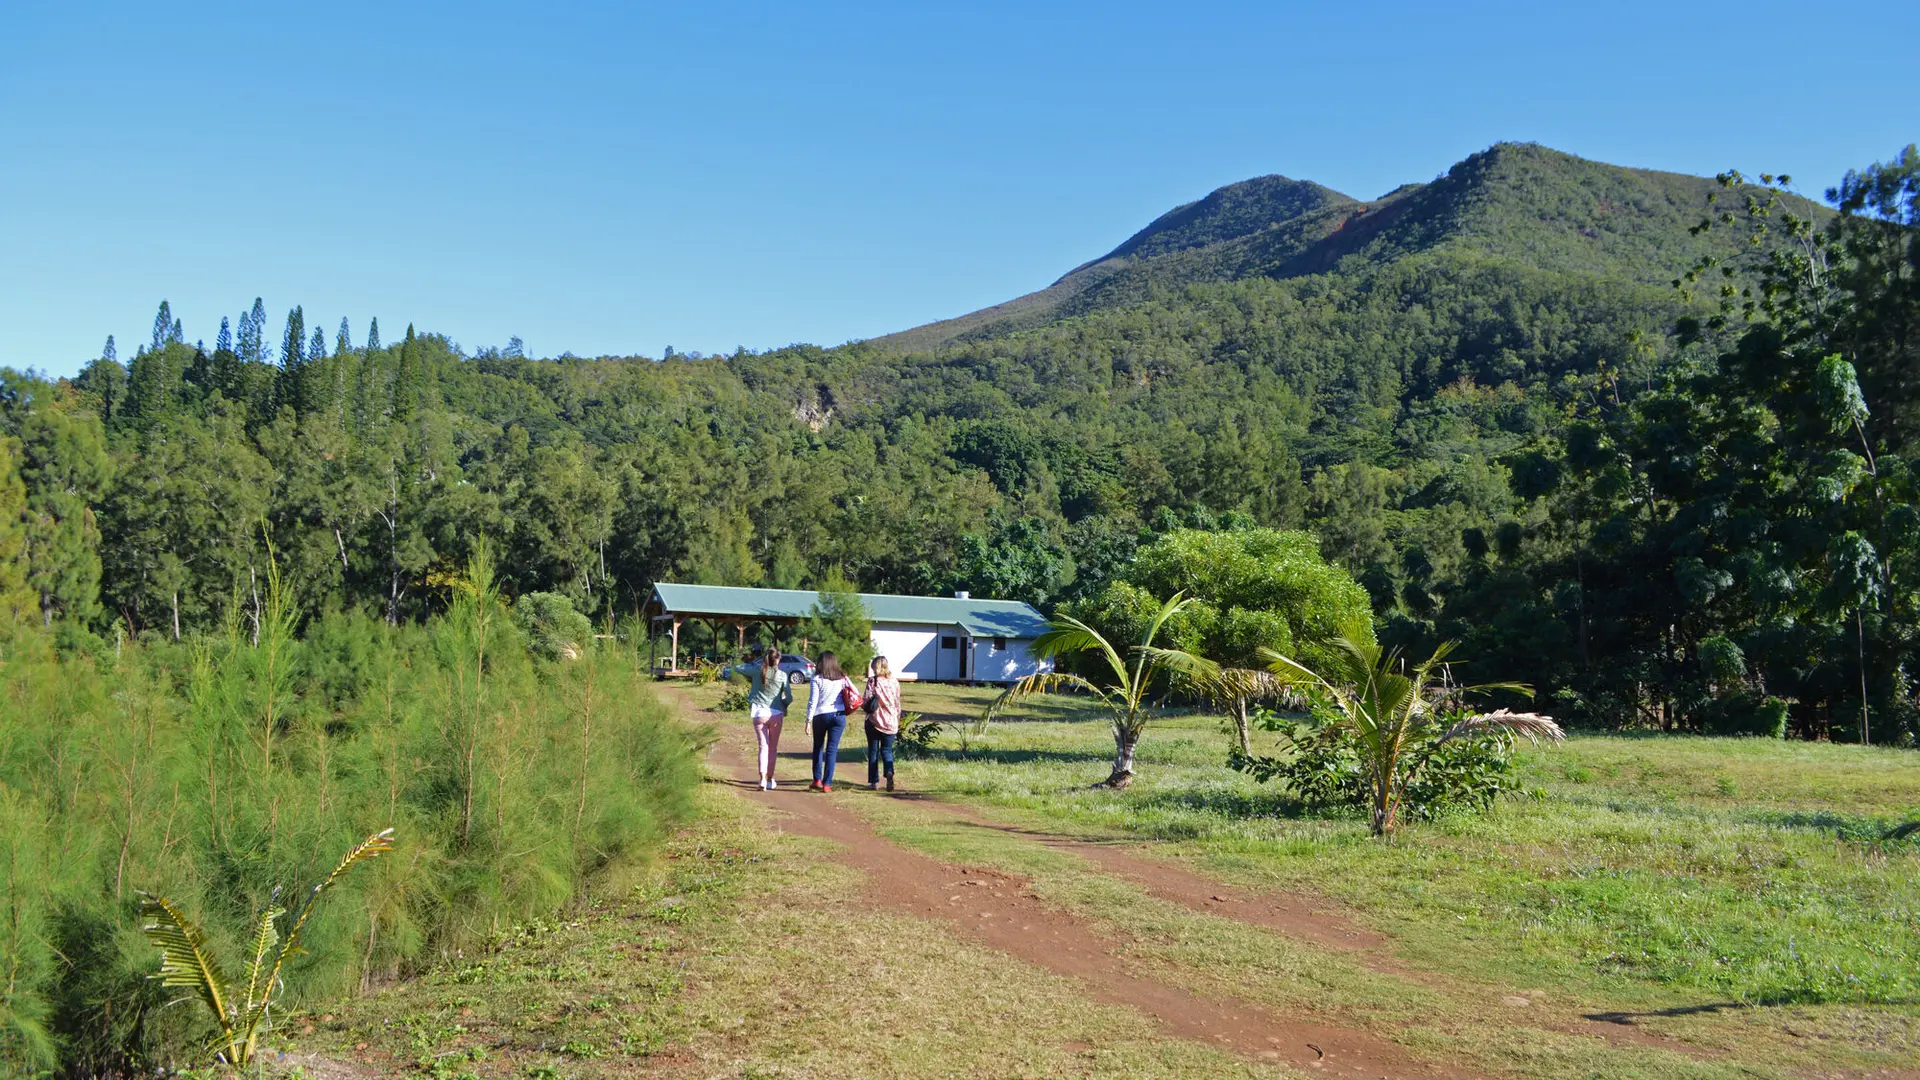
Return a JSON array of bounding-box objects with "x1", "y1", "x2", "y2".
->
[{"x1": 766, "y1": 778, "x2": 777, "y2": 790}]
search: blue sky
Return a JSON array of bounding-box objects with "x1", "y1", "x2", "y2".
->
[{"x1": 3, "y1": 0, "x2": 1915, "y2": 377}]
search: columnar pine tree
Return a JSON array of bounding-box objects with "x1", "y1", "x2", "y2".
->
[
  {"x1": 215, "y1": 317, "x2": 232, "y2": 355},
  {"x1": 102, "y1": 335, "x2": 116, "y2": 365},
  {"x1": 278, "y1": 306, "x2": 306, "y2": 414},
  {"x1": 365, "y1": 317, "x2": 380, "y2": 354},
  {"x1": 336, "y1": 317, "x2": 352, "y2": 355},
  {"x1": 150, "y1": 301, "x2": 173, "y2": 352},
  {"x1": 309, "y1": 326, "x2": 327, "y2": 362}
]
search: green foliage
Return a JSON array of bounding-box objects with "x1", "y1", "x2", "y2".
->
[
  {"x1": 716, "y1": 685, "x2": 749, "y2": 712},
  {"x1": 895, "y1": 711, "x2": 943, "y2": 758},
  {"x1": 987, "y1": 593, "x2": 1216, "y2": 786},
  {"x1": 1238, "y1": 705, "x2": 1535, "y2": 821},
  {"x1": 0, "y1": 586, "x2": 699, "y2": 1072},
  {"x1": 511, "y1": 591, "x2": 593, "y2": 660},
  {"x1": 798, "y1": 571, "x2": 872, "y2": 672},
  {"x1": 1261, "y1": 627, "x2": 1557, "y2": 835},
  {"x1": 138, "y1": 830, "x2": 393, "y2": 1067}
]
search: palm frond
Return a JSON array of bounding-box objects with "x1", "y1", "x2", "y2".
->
[
  {"x1": 239, "y1": 899, "x2": 284, "y2": 1014},
  {"x1": 1217, "y1": 666, "x2": 1304, "y2": 704},
  {"x1": 254, "y1": 829, "x2": 394, "y2": 1022},
  {"x1": 1137, "y1": 645, "x2": 1219, "y2": 683},
  {"x1": 983, "y1": 671, "x2": 1108, "y2": 726},
  {"x1": 1435, "y1": 709, "x2": 1565, "y2": 747},
  {"x1": 137, "y1": 894, "x2": 233, "y2": 1032},
  {"x1": 1029, "y1": 614, "x2": 1129, "y2": 687}
]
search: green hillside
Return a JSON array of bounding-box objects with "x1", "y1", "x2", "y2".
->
[
  {"x1": 877, "y1": 143, "x2": 1817, "y2": 350},
  {"x1": 2, "y1": 141, "x2": 1912, "y2": 749}
]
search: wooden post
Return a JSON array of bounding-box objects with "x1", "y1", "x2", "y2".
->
[
  {"x1": 670, "y1": 617, "x2": 681, "y2": 673},
  {"x1": 735, "y1": 622, "x2": 746, "y2": 663}
]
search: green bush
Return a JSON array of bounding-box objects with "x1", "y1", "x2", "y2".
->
[
  {"x1": 511, "y1": 591, "x2": 594, "y2": 661},
  {"x1": 1701, "y1": 691, "x2": 1790, "y2": 738},
  {"x1": 0, "y1": 567, "x2": 701, "y2": 1074},
  {"x1": 896, "y1": 712, "x2": 944, "y2": 757},
  {"x1": 1236, "y1": 705, "x2": 1536, "y2": 821}
]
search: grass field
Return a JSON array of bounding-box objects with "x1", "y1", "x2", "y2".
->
[
  {"x1": 875, "y1": 684, "x2": 1920, "y2": 1066},
  {"x1": 285, "y1": 680, "x2": 1920, "y2": 1079}
]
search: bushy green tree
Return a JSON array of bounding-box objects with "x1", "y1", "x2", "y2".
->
[{"x1": 799, "y1": 570, "x2": 872, "y2": 671}]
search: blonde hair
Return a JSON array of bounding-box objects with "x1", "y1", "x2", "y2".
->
[{"x1": 871, "y1": 656, "x2": 891, "y2": 679}]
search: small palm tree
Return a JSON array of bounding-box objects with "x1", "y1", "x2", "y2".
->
[
  {"x1": 139, "y1": 828, "x2": 394, "y2": 1067},
  {"x1": 986, "y1": 593, "x2": 1214, "y2": 788},
  {"x1": 1263, "y1": 628, "x2": 1562, "y2": 836}
]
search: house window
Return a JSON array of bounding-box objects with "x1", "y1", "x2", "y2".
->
[
  {"x1": 940, "y1": 636, "x2": 958, "y2": 650},
  {"x1": 992, "y1": 636, "x2": 1007, "y2": 651}
]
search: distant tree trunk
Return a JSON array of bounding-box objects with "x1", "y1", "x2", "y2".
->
[
  {"x1": 171, "y1": 589, "x2": 180, "y2": 641},
  {"x1": 1232, "y1": 697, "x2": 1252, "y2": 756},
  {"x1": 1858, "y1": 609, "x2": 1870, "y2": 746}
]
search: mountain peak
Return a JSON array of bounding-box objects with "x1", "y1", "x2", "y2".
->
[{"x1": 1086, "y1": 174, "x2": 1356, "y2": 269}]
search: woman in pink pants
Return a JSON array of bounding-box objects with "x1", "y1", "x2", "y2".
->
[{"x1": 722, "y1": 647, "x2": 796, "y2": 789}]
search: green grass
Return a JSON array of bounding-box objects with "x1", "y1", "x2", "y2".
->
[
  {"x1": 864, "y1": 683, "x2": 1920, "y2": 1073},
  {"x1": 286, "y1": 781, "x2": 1299, "y2": 1079}
]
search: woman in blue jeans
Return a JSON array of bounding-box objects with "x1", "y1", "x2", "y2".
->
[{"x1": 805, "y1": 652, "x2": 853, "y2": 791}]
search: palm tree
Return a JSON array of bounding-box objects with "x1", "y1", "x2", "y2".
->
[
  {"x1": 985, "y1": 593, "x2": 1213, "y2": 788},
  {"x1": 1263, "y1": 627, "x2": 1562, "y2": 836}
]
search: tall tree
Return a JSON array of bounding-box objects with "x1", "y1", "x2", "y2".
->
[
  {"x1": 336, "y1": 317, "x2": 352, "y2": 356},
  {"x1": 364, "y1": 317, "x2": 380, "y2": 354},
  {"x1": 149, "y1": 301, "x2": 173, "y2": 352},
  {"x1": 216, "y1": 317, "x2": 232, "y2": 356}
]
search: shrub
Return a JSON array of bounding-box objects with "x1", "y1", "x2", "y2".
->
[
  {"x1": 512, "y1": 591, "x2": 593, "y2": 660},
  {"x1": 1237, "y1": 703, "x2": 1540, "y2": 822},
  {"x1": 896, "y1": 712, "x2": 944, "y2": 757},
  {"x1": 1701, "y1": 691, "x2": 1790, "y2": 738},
  {"x1": 0, "y1": 563, "x2": 701, "y2": 1073}
]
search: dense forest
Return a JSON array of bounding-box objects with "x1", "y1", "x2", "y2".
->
[{"x1": 3, "y1": 142, "x2": 1917, "y2": 746}]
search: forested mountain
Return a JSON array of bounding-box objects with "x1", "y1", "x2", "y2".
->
[
  {"x1": 3, "y1": 141, "x2": 1916, "y2": 743},
  {"x1": 874, "y1": 142, "x2": 1810, "y2": 350}
]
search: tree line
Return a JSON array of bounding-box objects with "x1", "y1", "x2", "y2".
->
[{"x1": 2, "y1": 147, "x2": 1915, "y2": 742}]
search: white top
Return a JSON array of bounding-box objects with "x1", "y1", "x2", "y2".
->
[{"x1": 808, "y1": 675, "x2": 852, "y2": 718}]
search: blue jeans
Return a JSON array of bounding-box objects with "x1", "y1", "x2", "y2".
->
[
  {"x1": 811, "y1": 711, "x2": 847, "y2": 785},
  {"x1": 866, "y1": 726, "x2": 896, "y2": 784}
]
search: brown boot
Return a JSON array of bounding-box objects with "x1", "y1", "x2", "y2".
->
[{"x1": 885, "y1": 776, "x2": 895, "y2": 792}]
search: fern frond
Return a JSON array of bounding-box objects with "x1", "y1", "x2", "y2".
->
[{"x1": 137, "y1": 894, "x2": 234, "y2": 1033}]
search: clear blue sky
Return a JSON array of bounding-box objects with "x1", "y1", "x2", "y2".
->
[{"x1": 3, "y1": 0, "x2": 1915, "y2": 377}]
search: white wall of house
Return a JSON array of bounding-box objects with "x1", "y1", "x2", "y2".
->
[
  {"x1": 869, "y1": 624, "x2": 940, "y2": 681},
  {"x1": 969, "y1": 636, "x2": 1051, "y2": 683}
]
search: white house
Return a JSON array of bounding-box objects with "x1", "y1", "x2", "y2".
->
[{"x1": 646, "y1": 582, "x2": 1054, "y2": 683}]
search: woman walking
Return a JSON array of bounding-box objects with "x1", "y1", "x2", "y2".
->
[
  {"x1": 863, "y1": 656, "x2": 902, "y2": 791},
  {"x1": 722, "y1": 647, "x2": 795, "y2": 790},
  {"x1": 806, "y1": 652, "x2": 854, "y2": 791}
]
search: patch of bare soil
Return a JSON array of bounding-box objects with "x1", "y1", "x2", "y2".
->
[{"x1": 705, "y1": 733, "x2": 1480, "y2": 1079}]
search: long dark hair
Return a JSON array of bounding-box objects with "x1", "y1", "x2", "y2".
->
[
  {"x1": 817, "y1": 652, "x2": 844, "y2": 681},
  {"x1": 761, "y1": 646, "x2": 781, "y2": 678}
]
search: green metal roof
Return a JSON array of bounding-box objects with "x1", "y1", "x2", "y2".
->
[{"x1": 651, "y1": 582, "x2": 1052, "y2": 638}]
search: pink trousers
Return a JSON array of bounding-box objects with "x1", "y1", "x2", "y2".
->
[{"x1": 753, "y1": 712, "x2": 785, "y2": 779}]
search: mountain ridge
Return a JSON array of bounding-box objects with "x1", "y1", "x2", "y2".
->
[{"x1": 869, "y1": 142, "x2": 1811, "y2": 352}]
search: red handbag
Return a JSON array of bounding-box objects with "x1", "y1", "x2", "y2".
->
[{"x1": 840, "y1": 682, "x2": 864, "y2": 712}]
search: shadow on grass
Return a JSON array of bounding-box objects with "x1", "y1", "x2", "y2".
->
[{"x1": 1584, "y1": 1002, "x2": 1749, "y2": 1025}]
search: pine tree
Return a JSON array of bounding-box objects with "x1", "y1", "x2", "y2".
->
[
  {"x1": 170, "y1": 317, "x2": 183, "y2": 344},
  {"x1": 103, "y1": 335, "x2": 116, "y2": 365},
  {"x1": 336, "y1": 317, "x2": 352, "y2": 355},
  {"x1": 800, "y1": 570, "x2": 874, "y2": 672},
  {"x1": 310, "y1": 326, "x2": 327, "y2": 362},
  {"x1": 0, "y1": 436, "x2": 32, "y2": 623},
  {"x1": 238, "y1": 298, "x2": 267, "y2": 365},
  {"x1": 150, "y1": 301, "x2": 173, "y2": 351},
  {"x1": 282, "y1": 306, "x2": 306, "y2": 371},
  {"x1": 216, "y1": 317, "x2": 232, "y2": 355},
  {"x1": 365, "y1": 317, "x2": 381, "y2": 354},
  {"x1": 278, "y1": 306, "x2": 307, "y2": 415}
]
